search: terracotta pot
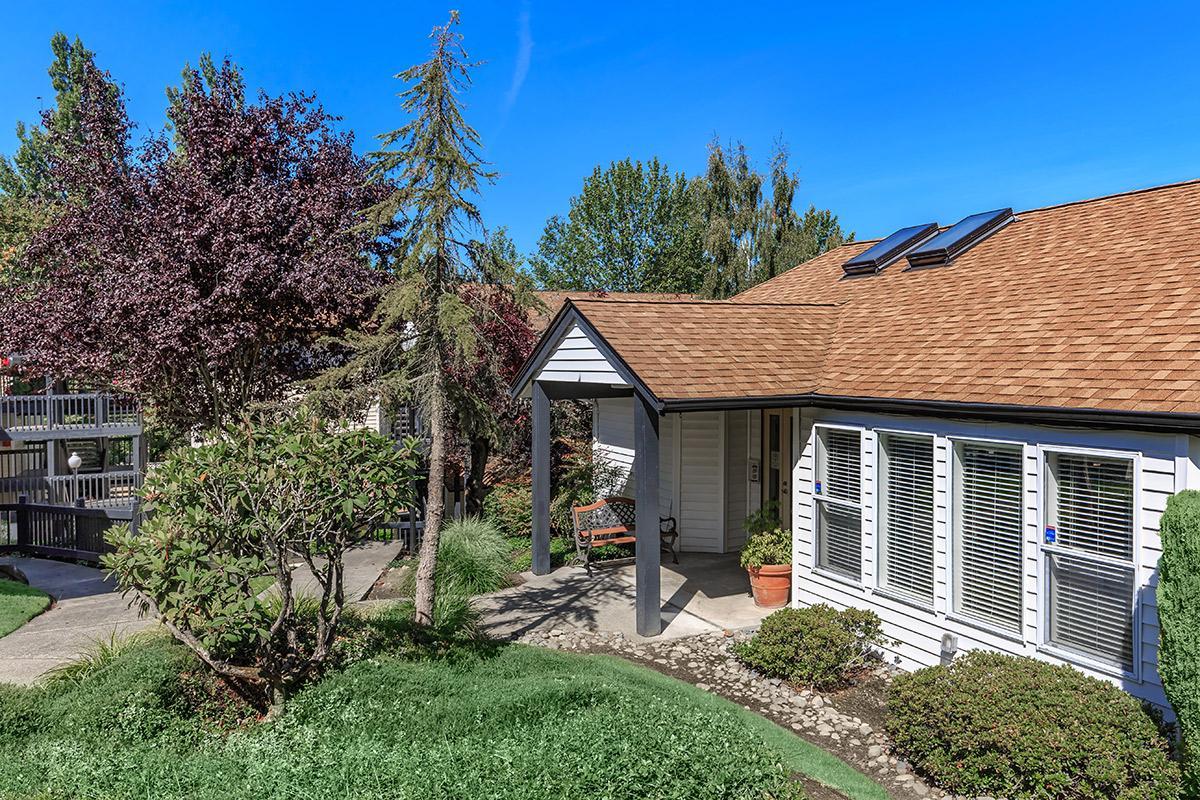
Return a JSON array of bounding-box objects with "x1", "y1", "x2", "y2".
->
[{"x1": 747, "y1": 564, "x2": 791, "y2": 608}]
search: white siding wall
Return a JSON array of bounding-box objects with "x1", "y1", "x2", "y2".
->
[
  {"x1": 725, "y1": 411, "x2": 750, "y2": 550},
  {"x1": 592, "y1": 399, "x2": 676, "y2": 521},
  {"x1": 792, "y1": 408, "x2": 1186, "y2": 710},
  {"x1": 593, "y1": 397, "x2": 636, "y2": 497},
  {"x1": 541, "y1": 323, "x2": 628, "y2": 386},
  {"x1": 679, "y1": 411, "x2": 724, "y2": 553},
  {"x1": 593, "y1": 401, "x2": 726, "y2": 553},
  {"x1": 363, "y1": 401, "x2": 387, "y2": 435}
]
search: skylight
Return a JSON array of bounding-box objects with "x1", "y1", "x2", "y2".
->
[
  {"x1": 905, "y1": 208, "x2": 1013, "y2": 268},
  {"x1": 841, "y1": 222, "x2": 939, "y2": 276}
]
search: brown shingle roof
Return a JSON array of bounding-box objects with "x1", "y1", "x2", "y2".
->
[
  {"x1": 733, "y1": 179, "x2": 1200, "y2": 414},
  {"x1": 571, "y1": 299, "x2": 839, "y2": 400},
  {"x1": 532, "y1": 291, "x2": 695, "y2": 332},
  {"x1": 537, "y1": 179, "x2": 1200, "y2": 418}
]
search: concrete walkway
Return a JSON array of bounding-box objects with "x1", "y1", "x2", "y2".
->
[
  {"x1": 0, "y1": 556, "x2": 152, "y2": 686},
  {"x1": 478, "y1": 552, "x2": 772, "y2": 640},
  {"x1": 0, "y1": 540, "x2": 402, "y2": 686}
]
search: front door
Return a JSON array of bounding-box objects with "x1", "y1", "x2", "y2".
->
[{"x1": 762, "y1": 409, "x2": 792, "y2": 529}]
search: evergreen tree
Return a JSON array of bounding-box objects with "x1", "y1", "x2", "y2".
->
[
  {"x1": 336, "y1": 12, "x2": 527, "y2": 627},
  {"x1": 0, "y1": 34, "x2": 116, "y2": 200},
  {"x1": 0, "y1": 34, "x2": 118, "y2": 283},
  {"x1": 531, "y1": 157, "x2": 703, "y2": 293}
]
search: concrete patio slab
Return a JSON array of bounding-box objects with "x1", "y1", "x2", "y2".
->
[{"x1": 478, "y1": 552, "x2": 772, "y2": 640}]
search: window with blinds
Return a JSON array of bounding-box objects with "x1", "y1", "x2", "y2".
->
[
  {"x1": 815, "y1": 427, "x2": 862, "y2": 581},
  {"x1": 952, "y1": 442, "x2": 1024, "y2": 632},
  {"x1": 1045, "y1": 452, "x2": 1135, "y2": 670},
  {"x1": 879, "y1": 434, "x2": 935, "y2": 603}
]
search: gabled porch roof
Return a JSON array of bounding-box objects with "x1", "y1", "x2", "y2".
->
[{"x1": 511, "y1": 298, "x2": 840, "y2": 410}]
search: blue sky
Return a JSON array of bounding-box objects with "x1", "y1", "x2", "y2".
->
[{"x1": 2, "y1": 1, "x2": 1198, "y2": 253}]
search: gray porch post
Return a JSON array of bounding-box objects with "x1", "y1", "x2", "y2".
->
[
  {"x1": 633, "y1": 394, "x2": 661, "y2": 636},
  {"x1": 531, "y1": 381, "x2": 552, "y2": 576}
]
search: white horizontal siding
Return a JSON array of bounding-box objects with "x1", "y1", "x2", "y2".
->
[
  {"x1": 725, "y1": 411, "x2": 750, "y2": 551},
  {"x1": 593, "y1": 397, "x2": 636, "y2": 497},
  {"x1": 679, "y1": 411, "x2": 723, "y2": 553},
  {"x1": 593, "y1": 402, "x2": 727, "y2": 554},
  {"x1": 540, "y1": 323, "x2": 628, "y2": 386},
  {"x1": 792, "y1": 408, "x2": 1179, "y2": 712}
]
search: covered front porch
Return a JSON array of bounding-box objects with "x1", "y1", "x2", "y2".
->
[
  {"x1": 512, "y1": 298, "x2": 820, "y2": 636},
  {"x1": 478, "y1": 552, "x2": 772, "y2": 640}
]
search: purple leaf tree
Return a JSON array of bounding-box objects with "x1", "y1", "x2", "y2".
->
[{"x1": 2, "y1": 57, "x2": 391, "y2": 433}]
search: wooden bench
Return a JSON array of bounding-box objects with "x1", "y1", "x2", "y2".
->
[{"x1": 571, "y1": 496, "x2": 679, "y2": 569}]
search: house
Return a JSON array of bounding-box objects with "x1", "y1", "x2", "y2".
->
[
  {"x1": 0, "y1": 381, "x2": 145, "y2": 511},
  {"x1": 512, "y1": 179, "x2": 1200, "y2": 710}
]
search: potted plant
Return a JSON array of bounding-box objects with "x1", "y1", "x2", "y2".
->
[{"x1": 740, "y1": 503, "x2": 792, "y2": 608}]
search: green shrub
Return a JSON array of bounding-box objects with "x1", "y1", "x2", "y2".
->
[
  {"x1": 735, "y1": 604, "x2": 887, "y2": 690},
  {"x1": 483, "y1": 479, "x2": 533, "y2": 538},
  {"x1": 744, "y1": 501, "x2": 782, "y2": 537},
  {"x1": 103, "y1": 408, "x2": 422, "y2": 713},
  {"x1": 886, "y1": 651, "x2": 1180, "y2": 799},
  {"x1": 1159, "y1": 490, "x2": 1200, "y2": 795},
  {"x1": 549, "y1": 445, "x2": 624, "y2": 535},
  {"x1": 740, "y1": 527, "x2": 791, "y2": 568}
]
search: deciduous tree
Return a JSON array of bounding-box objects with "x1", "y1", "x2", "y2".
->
[
  {"x1": 1, "y1": 57, "x2": 389, "y2": 433},
  {"x1": 531, "y1": 157, "x2": 704, "y2": 292}
]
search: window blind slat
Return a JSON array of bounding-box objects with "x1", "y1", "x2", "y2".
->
[
  {"x1": 953, "y1": 443, "x2": 1024, "y2": 632},
  {"x1": 817, "y1": 502, "x2": 861, "y2": 580},
  {"x1": 1048, "y1": 551, "x2": 1134, "y2": 667},
  {"x1": 816, "y1": 428, "x2": 862, "y2": 581},
  {"x1": 819, "y1": 429, "x2": 861, "y2": 503},
  {"x1": 880, "y1": 434, "x2": 935, "y2": 603},
  {"x1": 1046, "y1": 453, "x2": 1135, "y2": 669}
]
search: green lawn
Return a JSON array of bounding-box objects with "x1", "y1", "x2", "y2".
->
[
  {"x1": 0, "y1": 629, "x2": 884, "y2": 800},
  {"x1": 0, "y1": 579, "x2": 50, "y2": 638}
]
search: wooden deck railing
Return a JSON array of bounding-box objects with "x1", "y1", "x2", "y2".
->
[
  {"x1": 0, "y1": 470, "x2": 143, "y2": 509},
  {"x1": 0, "y1": 497, "x2": 133, "y2": 562},
  {"x1": 0, "y1": 393, "x2": 142, "y2": 438}
]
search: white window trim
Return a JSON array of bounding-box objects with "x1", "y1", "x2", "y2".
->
[
  {"x1": 1035, "y1": 443, "x2": 1142, "y2": 682},
  {"x1": 810, "y1": 423, "x2": 866, "y2": 585},
  {"x1": 945, "y1": 434, "x2": 1030, "y2": 641},
  {"x1": 874, "y1": 430, "x2": 938, "y2": 609}
]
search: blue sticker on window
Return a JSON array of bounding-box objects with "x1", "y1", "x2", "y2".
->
[
  {"x1": 1044, "y1": 526, "x2": 1056, "y2": 544},
  {"x1": 814, "y1": 481, "x2": 822, "y2": 495}
]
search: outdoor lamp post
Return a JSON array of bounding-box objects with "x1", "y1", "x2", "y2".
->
[{"x1": 67, "y1": 451, "x2": 83, "y2": 505}]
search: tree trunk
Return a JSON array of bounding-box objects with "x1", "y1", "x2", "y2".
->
[
  {"x1": 413, "y1": 388, "x2": 447, "y2": 627},
  {"x1": 465, "y1": 436, "x2": 489, "y2": 516}
]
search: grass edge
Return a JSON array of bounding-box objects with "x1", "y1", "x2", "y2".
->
[{"x1": 581, "y1": 651, "x2": 888, "y2": 800}]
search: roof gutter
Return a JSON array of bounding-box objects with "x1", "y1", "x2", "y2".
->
[{"x1": 661, "y1": 393, "x2": 1200, "y2": 434}]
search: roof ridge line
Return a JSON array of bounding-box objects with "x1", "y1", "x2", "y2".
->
[
  {"x1": 1015, "y1": 177, "x2": 1200, "y2": 217},
  {"x1": 569, "y1": 297, "x2": 841, "y2": 308}
]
